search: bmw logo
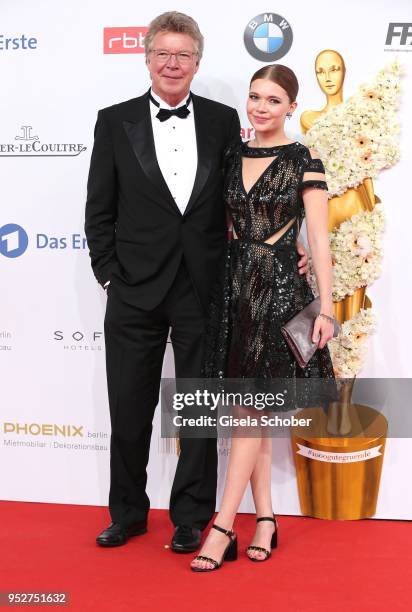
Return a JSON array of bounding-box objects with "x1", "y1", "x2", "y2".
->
[{"x1": 244, "y1": 13, "x2": 293, "y2": 62}]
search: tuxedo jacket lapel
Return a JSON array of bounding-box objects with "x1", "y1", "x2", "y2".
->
[
  {"x1": 122, "y1": 92, "x2": 182, "y2": 216},
  {"x1": 184, "y1": 94, "x2": 213, "y2": 216}
]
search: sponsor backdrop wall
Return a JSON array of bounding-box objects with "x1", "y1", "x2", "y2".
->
[{"x1": 1, "y1": 0, "x2": 411, "y2": 519}]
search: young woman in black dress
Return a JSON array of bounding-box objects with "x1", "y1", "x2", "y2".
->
[{"x1": 191, "y1": 65, "x2": 335, "y2": 572}]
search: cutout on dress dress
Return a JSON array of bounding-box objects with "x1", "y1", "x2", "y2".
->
[
  {"x1": 264, "y1": 217, "x2": 296, "y2": 244},
  {"x1": 302, "y1": 171, "x2": 325, "y2": 183},
  {"x1": 232, "y1": 217, "x2": 296, "y2": 245},
  {"x1": 300, "y1": 171, "x2": 328, "y2": 193}
]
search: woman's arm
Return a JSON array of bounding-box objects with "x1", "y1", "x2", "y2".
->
[
  {"x1": 301, "y1": 150, "x2": 334, "y2": 348},
  {"x1": 304, "y1": 188, "x2": 333, "y2": 314}
]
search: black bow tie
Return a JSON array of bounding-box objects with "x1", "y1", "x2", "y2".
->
[{"x1": 150, "y1": 93, "x2": 192, "y2": 122}]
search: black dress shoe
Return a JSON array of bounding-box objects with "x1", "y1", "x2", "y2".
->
[
  {"x1": 171, "y1": 525, "x2": 202, "y2": 553},
  {"x1": 96, "y1": 521, "x2": 147, "y2": 547}
]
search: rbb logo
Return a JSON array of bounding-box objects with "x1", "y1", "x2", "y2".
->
[
  {"x1": 104, "y1": 27, "x2": 147, "y2": 54},
  {"x1": 386, "y1": 23, "x2": 412, "y2": 45},
  {"x1": 0, "y1": 224, "x2": 28, "y2": 258}
]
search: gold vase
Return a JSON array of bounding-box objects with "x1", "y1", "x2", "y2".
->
[{"x1": 291, "y1": 402, "x2": 387, "y2": 520}]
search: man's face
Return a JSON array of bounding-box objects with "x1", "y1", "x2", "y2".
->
[{"x1": 146, "y1": 31, "x2": 200, "y2": 104}]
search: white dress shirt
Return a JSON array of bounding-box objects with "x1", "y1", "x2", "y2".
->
[{"x1": 149, "y1": 89, "x2": 198, "y2": 215}]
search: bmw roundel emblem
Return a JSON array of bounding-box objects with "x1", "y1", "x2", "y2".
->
[{"x1": 244, "y1": 13, "x2": 293, "y2": 62}]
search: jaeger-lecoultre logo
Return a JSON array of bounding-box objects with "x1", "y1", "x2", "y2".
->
[{"x1": 0, "y1": 125, "x2": 87, "y2": 157}]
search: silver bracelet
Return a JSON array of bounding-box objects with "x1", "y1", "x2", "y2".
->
[{"x1": 317, "y1": 313, "x2": 335, "y2": 324}]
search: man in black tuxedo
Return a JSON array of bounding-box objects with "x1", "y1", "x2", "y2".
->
[
  {"x1": 85, "y1": 11, "x2": 307, "y2": 551},
  {"x1": 85, "y1": 12, "x2": 240, "y2": 552}
]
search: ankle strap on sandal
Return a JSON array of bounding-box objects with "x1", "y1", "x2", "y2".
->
[
  {"x1": 212, "y1": 523, "x2": 235, "y2": 538},
  {"x1": 257, "y1": 516, "x2": 276, "y2": 523}
]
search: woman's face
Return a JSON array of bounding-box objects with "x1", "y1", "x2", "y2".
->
[
  {"x1": 315, "y1": 51, "x2": 345, "y2": 96},
  {"x1": 247, "y1": 78, "x2": 296, "y2": 135}
]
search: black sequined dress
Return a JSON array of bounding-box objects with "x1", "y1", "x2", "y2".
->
[{"x1": 203, "y1": 141, "x2": 335, "y2": 383}]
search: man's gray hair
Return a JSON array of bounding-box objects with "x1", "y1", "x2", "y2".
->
[{"x1": 145, "y1": 11, "x2": 204, "y2": 59}]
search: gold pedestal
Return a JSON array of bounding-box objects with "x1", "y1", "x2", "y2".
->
[{"x1": 291, "y1": 404, "x2": 387, "y2": 520}]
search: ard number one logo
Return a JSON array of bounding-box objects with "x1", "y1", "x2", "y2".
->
[{"x1": 0, "y1": 224, "x2": 29, "y2": 258}]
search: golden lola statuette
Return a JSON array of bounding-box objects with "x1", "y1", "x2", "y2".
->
[
  {"x1": 292, "y1": 50, "x2": 387, "y2": 520},
  {"x1": 301, "y1": 49, "x2": 378, "y2": 322}
]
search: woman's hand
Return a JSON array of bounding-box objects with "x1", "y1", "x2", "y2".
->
[
  {"x1": 296, "y1": 240, "x2": 309, "y2": 275},
  {"x1": 312, "y1": 316, "x2": 334, "y2": 348}
]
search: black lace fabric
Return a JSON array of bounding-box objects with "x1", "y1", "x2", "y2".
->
[{"x1": 202, "y1": 141, "x2": 335, "y2": 386}]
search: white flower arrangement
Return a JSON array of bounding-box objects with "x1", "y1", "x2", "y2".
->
[
  {"x1": 305, "y1": 60, "x2": 401, "y2": 197},
  {"x1": 306, "y1": 204, "x2": 384, "y2": 376},
  {"x1": 328, "y1": 309, "x2": 376, "y2": 378},
  {"x1": 306, "y1": 203, "x2": 384, "y2": 301},
  {"x1": 330, "y1": 204, "x2": 385, "y2": 301}
]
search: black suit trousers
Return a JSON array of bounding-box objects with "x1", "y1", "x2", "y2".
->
[{"x1": 104, "y1": 259, "x2": 217, "y2": 529}]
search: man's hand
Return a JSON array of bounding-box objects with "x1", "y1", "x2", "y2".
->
[{"x1": 296, "y1": 240, "x2": 309, "y2": 275}]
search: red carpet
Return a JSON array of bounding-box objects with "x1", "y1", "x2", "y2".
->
[{"x1": 1, "y1": 501, "x2": 411, "y2": 612}]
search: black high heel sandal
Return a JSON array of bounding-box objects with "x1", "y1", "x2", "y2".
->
[
  {"x1": 246, "y1": 516, "x2": 278, "y2": 562},
  {"x1": 191, "y1": 524, "x2": 238, "y2": 572}
]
